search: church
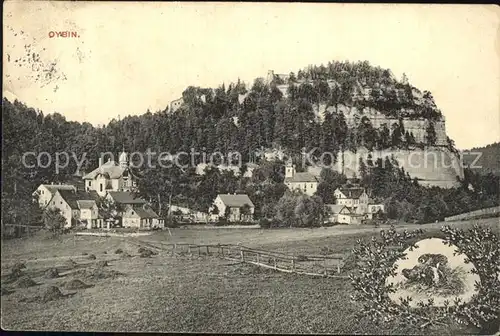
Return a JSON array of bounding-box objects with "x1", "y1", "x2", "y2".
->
[
  {"x1": 82, "y1": 151, "x2": 136, "y2": 197},
  {"x1": 283, "y1": 159, "x2": 319, "y2": 196}
]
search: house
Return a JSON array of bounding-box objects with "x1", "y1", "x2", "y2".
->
[
  {"x1": 210, "y1": 194, "x2": 255, "y2": 222},
  {"x1": 366, "y1": 203, "x2": 386, "y2": 220},
  {"x1": 334, "y1": 187, "x2": 369, "y2": 213},
  {"x1": 324, "y1": 204, "x2": 352, "y2": 224},
  {"x1": 47, "y1": 189, "x2": 102, "y2": 228},
  {"x1": 170, "y1": 97, "x2": 184, "y2": 112},
  {"x1": 169, "y1": 205, "x2": 208, "y2": 223},
  {"x1": 284, "y1": 160, "x2": 318, "y2": 196},
  {"x1": 105, "y1": 191, "x2": 148, "y2": 210},
  {"x1": 256, "y1": 147, "x2": 286, "y2": 162},
  {"x1": 195, "y1": 162, "x2": 257, "y2": 178},
  {"x1": 122, "y1": 205, "x2": 163, "y2": 229},
  {"x1": 105, "y1": 191, "x2": 164, "y2": 228},
  {"x1": 33, "y1": 184, "x2": 77, "y2": 208},
  {"x1": 331, "y1": 186, "x2": 385, "y2": 224},
  {"x1": 82, "y1": 152, "x2": 135, "y2": 196}
]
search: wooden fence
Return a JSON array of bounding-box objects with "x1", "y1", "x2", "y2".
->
[
  {"x1": 444, "y1": 206, "x2": 500, "y2": 222},
  {"x1": 131, "y1": 239, "x2": 347, "y2": 279},
  {"x1": 1, "y1": 223, "x2": 44, "y2": 239}
]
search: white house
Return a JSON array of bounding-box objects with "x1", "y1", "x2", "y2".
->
[
  {"x1": 46, "y1": 189, "x2": 101, "y2": 228},
  {"x1": 169, "y1": 97, "x2": 184, "y2": 112},
  {"x1": 284, "y1": 160, "x2": 318, "y2": 196},
  {"x1": 122, "y1": 205, "x2": 163, "y2": 229},
  {"x1": 169, "y1": 205, "x2": 209, "y2": 223},
  {"x1": 195, "y1": 162, "x2": 257, "y2": 178},
  {"x1": 33, "y1": 184, "x2": 76, "y2": 208},
  {"x1": 331, "y1": 187, "x2": 385, "y2": 224},
  {"x1": 334, "y1": 187, "x2": 369, "y2": 214},
  {"x1": 324, "y1": 204, "x2": 352, "y2": 224},
  {"x1": 82, "y1": 152, "x2": 135, "y2": 197},
  {"x1": 210, "y1": 194, "x2": 255, "y2": 222}
]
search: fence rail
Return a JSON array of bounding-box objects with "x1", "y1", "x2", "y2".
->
[
  {"x1": 1, "y1": 223, "x2": 44, "y2": 239},
  {"x1": 131, "y1": 239, "x2": 347, "y2": 279},
  {"x1": 444, "y1": 206, "x2": 500, "y2": 222}
]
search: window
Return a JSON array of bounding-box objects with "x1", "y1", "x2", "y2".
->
[
  {"x1": 88, "y1": 181, "x2": 91, "y2": 187},
  {"x1": 100, "y1": 184, "x2": 103, "y2": 192},
  {"x1": 310, "y1": 184, "x2": 313, "y2": 188}
]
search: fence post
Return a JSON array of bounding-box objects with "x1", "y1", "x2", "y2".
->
[
  {"x1": 198, "y1": 246, "x2": 201, "y2": 257},
  {"x1": 324, "y1": 258, "x2": 327, "y2": 277},
  {"x1": 174, "y1": 243, "x2": 177, "y2": 257},
  {"x1": 256, "y1": 252, "x2": 260, "y2": 264},
  {"x1": 273, "y1": 257, "x2": 277, "y2": 270},
  {"x1": 240, "y1": 248, "x2": 245, "y2": 262},
  {"x1": 337, "y1": 262, "x2": 341, "y2": 274},
  {"x1": 171, "y1": 244, "x2": 175, "y2": 257},
  {"x1": 221, "y1": 246, "x2": 224, "y2": 257},
  {"x1": 206, "y1": 246, "x2": 209, "y2": 255},
  {"x1": 291, "y1": 256, "x2": 295, "y2": 272}
]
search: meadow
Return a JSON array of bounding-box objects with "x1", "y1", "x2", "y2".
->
[{"x1": 1, "y1": 218, "x2": 497, "y2": 333}]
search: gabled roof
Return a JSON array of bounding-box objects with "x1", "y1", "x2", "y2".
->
[
  {"x1": 82, "y1": 160, "x2": 126, "y2": 180},
  {"x1": 58, "y1": 190, "x2": 99, "y2": 210},
  {"x1": 133, "y1": 206, "x2": 159, "y2": 219},
  {"x1": 337, "y1": 187, "x2": 366, "y2": 199},
  {"x1": 325, "y1": 204, "x2": 350, "y2": 214},
  {"x1": 77, "y1": 200, "x2": 97, "y2": 209},
  {"x1": 217, "y1": 194, "x2": 254, "y2": 208},
  {"x1": 285, "y1": 172, "x2": 318, "y2": 183},
  {"x1": 37, "y1": 184, "x2": 76, "y2": 195},
  {"x1": 107, "y1": 191, "x2": 147, "y2": 205}
]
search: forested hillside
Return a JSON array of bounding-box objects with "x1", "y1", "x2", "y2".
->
[
  {"x1": 462, "y1": 142, "x2": 500, "y2": 175},
  {"x1": 2, "y1": 60, "x2": 490, "y2": 225}
]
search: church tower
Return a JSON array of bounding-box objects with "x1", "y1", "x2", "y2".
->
[
  {"x1": 285, "y1": 158, "x2": 295, "y2": 178},
  {"x1": 119, "y1": 149, "x2": 128, "y2": 168}
]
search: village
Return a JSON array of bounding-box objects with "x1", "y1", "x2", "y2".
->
[{"x1": 33, "y1": 148, "x2": 386, "y2": 231}]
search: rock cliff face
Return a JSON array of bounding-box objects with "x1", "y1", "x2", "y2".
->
[
  {"x1": 307, "y1": 147, "x2": 464, "y2": 188},
  {"x1": 313, "y1": 103, "x2": 448, "y2": 146}
]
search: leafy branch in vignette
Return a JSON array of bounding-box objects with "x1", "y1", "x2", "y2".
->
[{"x1": 348, "y1": 225, "x2": 499, "y2": 333}]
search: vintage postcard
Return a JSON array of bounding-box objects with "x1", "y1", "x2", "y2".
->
[{"x1": 2, "y1": 1, "x2": 499, "y2": 334}]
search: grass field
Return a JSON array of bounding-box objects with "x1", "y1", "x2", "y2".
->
[{"x1": 1, "y1": 218, "x2": 498, "y2": 333}]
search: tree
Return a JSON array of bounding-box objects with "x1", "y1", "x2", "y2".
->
[
  {"x1": 294, "y1": 195, "x2": 324, "y2": 227},
  {"x1": 210, "y1": 204, "x2": 219, "y2": 216},
  {"x1": 359, "y1": 158, "x2": 368, "y2": 184},
  {"x1": 426, "y1": 121, "x2": 437, "y2": 146},
  {"x1": 274, "y1": 192, "x2": 324, "y2": 227},
  {"x1": 42, "y1": 209, "x2": 67, "y2": 236},
  {"x1": 240, "y1": 203, "x2": 252, "y2": 221},
  {"x1": 224, "y1": 206, "x2": 231, "y2": 220},
  {"x1": 315, "y1": 168, "x2": 345, "y2": 204},
  {"x1": 390, "y1": 122, "x2": 403, "y2": 147}
]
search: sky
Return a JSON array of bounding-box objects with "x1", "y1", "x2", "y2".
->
[{"x1": 3, "y1": 2, "x2": 499, "y2": 149}]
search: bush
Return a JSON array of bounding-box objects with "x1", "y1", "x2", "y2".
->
[
  {"x1": 260, "y1": 218, "x2": 284, "y2": 229},
  {"x1": 44, "y1": 268, "x2": 59, "y2": 279},
  {"x1": 164, "y1": 217, "x2": 179, "y2": 228},
  {"x1": 42, "y1": 209, "x2": 67, "y2": 237},
  {"x1": 259, "y1": 218, "x2": 271, "y2": 229}
]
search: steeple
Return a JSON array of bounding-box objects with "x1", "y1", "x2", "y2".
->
[
  {"x1": 119, "y1": 146, "x2": 128, "y2": 168},
  {"x1": 285, "y1": 158, "x2": 295, "y2": 178}
]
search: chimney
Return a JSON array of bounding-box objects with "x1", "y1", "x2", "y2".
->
[{"x1": 99, "y1": 157, "x2": 103, "y2": 167}]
